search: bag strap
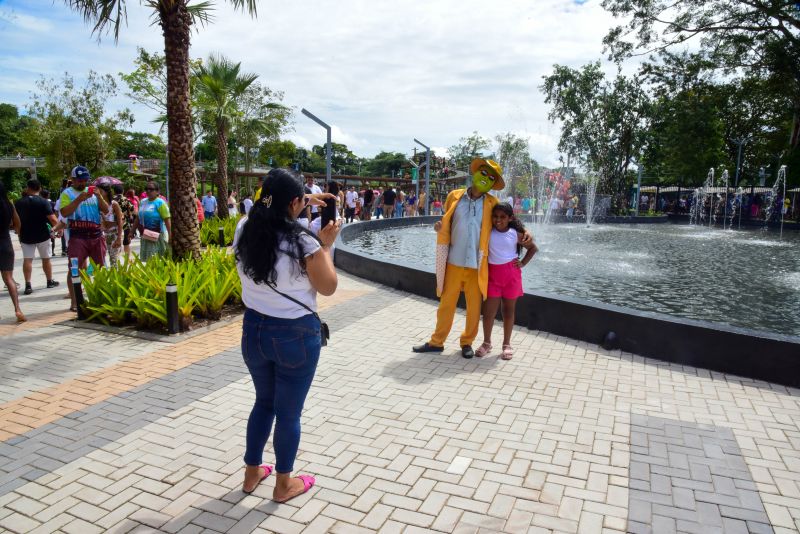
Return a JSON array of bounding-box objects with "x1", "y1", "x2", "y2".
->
[{"x1": 266, "y1": 282, "x2": 321, "y2": 321}]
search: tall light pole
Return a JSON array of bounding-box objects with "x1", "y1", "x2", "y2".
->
[
  {"x1": 414, "y1": 139, "x2": 431, "y2": 214},
  {"x1": 301, "y1": 108, "x2": 331, "y2": 185}
]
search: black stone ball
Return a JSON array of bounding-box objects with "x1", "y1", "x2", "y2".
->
[{"x1": 602, "y1": 331, "x2": 618, "y2": 350}]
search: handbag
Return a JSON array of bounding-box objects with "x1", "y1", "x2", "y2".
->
[
  {"x1": 266, "y1": 282, "x2": 330, "y2": 347},
  {"x1": 142, "y1": 229, "x2": 160, "y2": 242}
]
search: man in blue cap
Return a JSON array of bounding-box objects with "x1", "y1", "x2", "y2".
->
[{"x1": 60, "y1": 166, "x2": 109, "y2": 312}]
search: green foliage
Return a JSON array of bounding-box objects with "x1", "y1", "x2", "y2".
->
[
  {"x1": 311, "y1": 142, "x2": 360, "y2": 175},
  {"x1": 115, "y1": 131, "x2": 167, "y2": 160},
  {"x1": 601, "y1": 0, "x2": 800, "y2": 173},
  {"x1": 22, "y1": 72, "x2": 133, "y2": 184},
  {"x1": 233, "y1": 85, "x2": 291, "y2": 172},
  {"x1": 199, "y1": 215, "x2": 241, "y2": 246},
  {"x1": 0, "y1": 103, "x2": 33, "y2": 156},
  {"x1": 259, "y1": 139, "x2": 297, "y2": 168},
  {"x1": 194, "y1": 54, "x2": 259, "y2": 144},
  {"x1": 541, "y1": 62, "x2": 650, "y2": 194},
  {"x1": 363, "y1": 151, "x2": 406, "y2": 177},
  {"x1": 80, "y1": 247, "x2": 241, "y2": 330},
  {"x1": 448, "y1": 132, "x2": 492, "y2": 171}
]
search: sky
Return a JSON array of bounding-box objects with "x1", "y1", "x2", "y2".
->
[{"x1": 0, "y1": 0, "x2": 629, "y2": 167}]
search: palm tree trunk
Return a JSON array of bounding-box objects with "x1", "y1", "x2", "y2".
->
[
  {"x1": 215, "y1": 124, "x2": 230, "y2": 220},
  {"x1": 162, "y1": 1, "x2": 200, "y2": 259}
]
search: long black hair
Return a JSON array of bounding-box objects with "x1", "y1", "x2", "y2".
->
[{"x1": 236, "y1": 168, "x2": 321, "y2": 285}]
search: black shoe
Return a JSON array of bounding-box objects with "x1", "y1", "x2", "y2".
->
[
  {"x1": 61, "y1": 251, "x2": 68, "y2": 257},
  {"x1": 47, "y1": 280, "x2": 60, "y2": 288},
  {"x1": 24, "y1": 285, "x2": 33, "y2": 295},
  {"x1": 461, "y1": 345, "x2": 475, "y2": 359},
  {"x1": 412, "y1": 342, "x2": 444, "y2": 353}
]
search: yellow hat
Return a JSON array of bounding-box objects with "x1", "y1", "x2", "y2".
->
[{"x1": 469, "y1": 158, "x2": 505, "y2": 190}]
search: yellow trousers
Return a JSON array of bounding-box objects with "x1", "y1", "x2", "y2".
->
[{"x1": 429, "y1": 264, "x2": 482, "y2": 347}]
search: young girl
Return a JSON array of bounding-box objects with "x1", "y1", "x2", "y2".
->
[{"x1": 476, "y1": 203, "x2": 537, "y2": 360}]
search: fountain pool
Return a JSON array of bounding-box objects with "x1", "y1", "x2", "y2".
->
[{"x1": 347, "y1": 222, "x2": 800, "y2": 336}]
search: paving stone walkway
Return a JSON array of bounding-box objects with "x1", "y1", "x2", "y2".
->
[{"x1": 1, "y1": 241, "x2": 799, "y2": 533}]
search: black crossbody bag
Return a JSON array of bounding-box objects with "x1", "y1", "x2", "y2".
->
[{"x1": 266, "y1": 282, "x2": 330, "y2": 346}]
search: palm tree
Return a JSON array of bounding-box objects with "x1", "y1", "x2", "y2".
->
[
  {"x1": 64, "y1": 0, "x2": 258, "y2": 258},
  {"x1": 193, "y1": 54, "x2": 258, "y2": 219}
]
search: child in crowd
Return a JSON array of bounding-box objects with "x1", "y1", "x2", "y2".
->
[{"x1": 476, "y1": 203, "x2": 537, "y2": 360}]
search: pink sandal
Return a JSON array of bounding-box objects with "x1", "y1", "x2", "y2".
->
[
  {"x1": 501, "y1": 345, "x2": 514, "y2": 360},
  {"x1": 273, "y1": 474, "x2": 315, "y2": 503},
  {"x1": 475, "y1": 342, "x2": 492, "y2": 357},
  {"x1": 243, "y1": 464, "x2": 273, "y2": 494}
]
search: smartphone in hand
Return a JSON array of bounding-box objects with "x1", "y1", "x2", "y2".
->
[
  {"x1": 321, "y1": 181, "x2": 339, "y2": 228},
  {"x1": 87, "y1": 185, "x2": 96, "y2": 196}
]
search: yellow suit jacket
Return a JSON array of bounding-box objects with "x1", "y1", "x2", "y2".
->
[{"x1": 435, "y1": 188, "x2": 499, "y2": 299}]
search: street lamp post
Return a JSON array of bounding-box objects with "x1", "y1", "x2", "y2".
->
[
  {"x1": 414, "y1": 139, "x2": 431, "y2": 215},
  {"x1": 301, "y1": 108, "x2": 332, "y2": 185}
]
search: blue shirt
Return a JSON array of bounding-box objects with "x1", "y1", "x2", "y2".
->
[
  {"x1": 201, "y1": 195, "x2": 217, "y2": 213},
  {"x1": 448, "y1": 193, "x2": 483, "y2": 269},
  {"x1": 139, "y1": 197, "x2": 170, "y2": 231},
  {"x1": 59, "y1": 187, "x2": 101, "y2": 225}
]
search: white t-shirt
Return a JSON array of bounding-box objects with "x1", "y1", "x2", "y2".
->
[
  {"x1": 488, "y1": 228, "x2": 519, "y2": 265},
  {"x1": 234, "y1": 217, "x2": 321, "y2": 319},
  {"x1": 345, "y1": 190, "x2": 358, "y2": 209},
  {"x1": 307, "y1": 183, "x2": 323, "y2": 213}
]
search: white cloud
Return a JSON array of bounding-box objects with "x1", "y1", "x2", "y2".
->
[{"x1": 0, "y1": 0, "x2": 632, "y2": 167}]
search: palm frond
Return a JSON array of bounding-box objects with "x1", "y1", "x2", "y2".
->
[
  {"x1": 64, "y1": 0, "x2": 127, "y2": 42},
  {"x1": 226, "y1": 0, "x2": 258, "y2": 16},
  {"x1": 187, "y1": 1, "x2": 216, "y2": 26}
]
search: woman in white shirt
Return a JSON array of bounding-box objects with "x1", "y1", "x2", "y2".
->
[{"x1": 234, "y1": 168, "x2": 340, "y2": 501}]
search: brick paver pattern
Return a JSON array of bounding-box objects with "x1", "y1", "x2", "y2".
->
[{"x1": 1, "y1": 243, "x2": 799, "y2": 533}]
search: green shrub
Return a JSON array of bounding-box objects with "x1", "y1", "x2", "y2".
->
[
  {"x1": 199, "y1": 215, "x2": 240, "y2": 247},
  {"x1": 80, "y1": 247, "x2": 242, "y2": 331}
]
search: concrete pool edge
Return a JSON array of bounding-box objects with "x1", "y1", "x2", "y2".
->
[{"x1": 334, "y1": 217, "x2": 800, "y2": 389}]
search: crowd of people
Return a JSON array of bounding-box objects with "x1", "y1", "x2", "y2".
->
[
  {"x1": 0, "y1": 166, "x2": 178, "y2": 320},
  {"x1": 285, "y1": 176, "x2": 445, "y2": 225}
]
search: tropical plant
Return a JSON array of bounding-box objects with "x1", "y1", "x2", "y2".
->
[
  {"x1": 233, "y1": 84, "x2": 290, "y2": 172},
  {"x1": 80, "y1": 247, "x2": 241, "y2": 330},
  {"x1": 64, "y1": 0, "x2": 260, "y2": 259},
  {"x1": 199, "y1": 214, "x2": 240, "y2": 246},
  {"x1": 193, "y1": 54, "x2": 259, "y2": 219}
]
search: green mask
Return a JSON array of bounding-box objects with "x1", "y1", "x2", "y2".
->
[{"x1": 472, "y1": 170, "x2": 495, "y2": 194}]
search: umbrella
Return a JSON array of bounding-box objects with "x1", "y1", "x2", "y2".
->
[
  {"x1": 128, "y1": 154, "x2": 138, "y2": 159},
  {"x1": 92, "y1": 176, "x2": 123, "y2": 186}
]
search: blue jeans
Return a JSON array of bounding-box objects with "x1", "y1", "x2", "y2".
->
[{"x1": 241, "y1": 308, "x2": 321, "y2": 472}]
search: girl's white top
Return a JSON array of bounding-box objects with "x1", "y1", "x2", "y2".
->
[
  {"x1": 234, "y1": 217, "x2": 321, "y2": 319},
  {"x1": 488, "y1": 228, "x2": 519, "y2": 265}
]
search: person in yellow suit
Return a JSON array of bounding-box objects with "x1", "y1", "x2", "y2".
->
[{"x1": 413, "y1": 158, "x2": 531, "y2": 358}]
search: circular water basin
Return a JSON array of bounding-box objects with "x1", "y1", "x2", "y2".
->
[{"x1": 347, "y1": 223, "x2": 800, "y2": 336}]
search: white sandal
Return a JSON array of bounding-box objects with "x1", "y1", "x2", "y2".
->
[{"x1": 475, "y1": 342, "x2": 492, "y2": 357}]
